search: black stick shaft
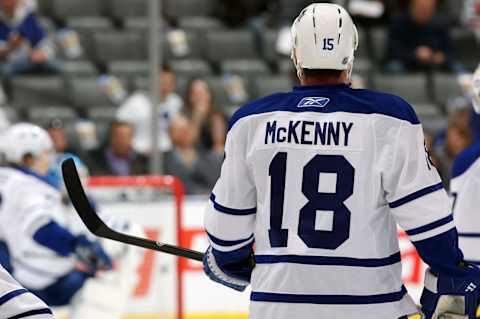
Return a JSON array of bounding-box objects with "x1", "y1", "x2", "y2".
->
[{"x1": 62, "y1": 158, "x2": 204, "y2": 262}]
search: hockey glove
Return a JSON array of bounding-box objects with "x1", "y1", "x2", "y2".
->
[
  {"x1": 203, "y1": 246, "x2": 251, "y2": 292},
  {"x1": 421, "y1": 264, "x2": 480, "y2": 319},
  {"x1": 73, "y1": 235, "x2": 113, "y2": 275}
]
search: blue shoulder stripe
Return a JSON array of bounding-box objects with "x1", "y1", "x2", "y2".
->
[
  {"x1": 0, "y1": 289, "x2": 28, "y2": 306},
  {"x1": 9, "y1": 308, "x2": 53, "y2": 319},
  {"x1": 405, "y1": 214, "x2": 453, "y2": 236},
  {"x1": 451, "y1": 142, "x2": 480, "y2": 178},
  {"x1": 388, "y1": 182, "x2": 444, "y2": 209},
  {"x1": 207, "y1": 232, "x2": 254, "y2": 247},
  {"x1": 255, "y1": 252, "x2": 401, "y2": 267},
  {"x1": 251, "y1": 286, "x2": 407, "y2": 305},
  {"x1": 210, "y1": 194, "x2": 256, "y2": 215}
]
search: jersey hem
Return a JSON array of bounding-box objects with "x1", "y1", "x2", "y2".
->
[
  {"x1": 254, "y1": 252, "x2": 401, "y2": 267},
  {"x1": 250, "y1": 286, "x2": 407, "y2": 304}
]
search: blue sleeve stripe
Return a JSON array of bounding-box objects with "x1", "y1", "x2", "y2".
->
[
  {"x1": 405, "y1": 214, "x2": 453, "y2": 236},
  {"x1": 465, "y1": 260, "x2": 480, "y2": 265},
  {"x1": 207, "y1": 232, "x2": 254, "y2": 247},
  {"x1": 0, "y1": 289, "x2": 28, "y2": 306},
  {"x1": 210, "y1": 194, "x2": 256, "y2": 216},
  {"x1": 255, "y1": 252, "x2": 401, "y2": 267},
  {"x1": 32, "y1": 221, "x2": 76, "y2": 257},
  {"x1": 458, "y1": 233, "x2": 480, "y2": 238},
  {"x1": 388, "y1": 182, "x2": 444, "y2": 209},
  {"x1": 251, "y1": 286, "x2": 407, "y2": 305},
  {"x1": 9, "y1": 308, "x2": 53, "y2": 319}
]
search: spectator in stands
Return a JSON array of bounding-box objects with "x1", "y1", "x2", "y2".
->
[
  {"x1": 117, "y1": 65, "x2": 183, "y2": 155},
  {"x1": 184, "y1": 78, "x2": 216, "y2": 150},
  {"x1": 46, "y1": 119, "x2": 78, "y2": 155},
  {"x1": 0, "y1": 0, "x2": 59, "y2": 75},
  {"x1": 165, "y1": 115, "x2": 210, "y2": 194},
  {"x1": 86, "y1": 121, "x2": 149, "y2": 176},
  {"x1": 196, "y1": 111, "x2": 228, "y2": 189},
  {"x1": 385, "y1": 0, "x2": 457, "y2": 73},
  {"x1": 433, "y1": 107, "x2": 474, "y2": 184}
]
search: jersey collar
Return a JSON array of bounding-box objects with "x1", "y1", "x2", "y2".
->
[
  {"x1": 12, "y1": 166, "x2": 60, "y2": 189},
  {"x1": 293, "y1": 84, "x2": 350, "y2": 92}
]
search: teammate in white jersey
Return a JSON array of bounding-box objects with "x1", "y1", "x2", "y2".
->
[
  {"x1": 451, "y1": 65, "x2": 480, "y2": 265},
  {"x1": 0, "y1": 123, "x2": 140, "y2": 319},
  {"x1": 0, "y1": 264, "x2": 53, "y2": 318},
  {"x1": 203, "y1": 3, "x2": 480, "y2": 319}
]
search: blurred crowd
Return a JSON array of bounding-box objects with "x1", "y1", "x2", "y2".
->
[
  {"x1": 45, "y1": 66, "x2": 228, "y2": 194},
  {"x1": 0, "y1": 0, "x2": 480, "y2": 194}
]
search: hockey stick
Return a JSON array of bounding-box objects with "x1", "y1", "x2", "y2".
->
[{"x1": 61, "y1": 158, "x2": 204, "y2": 262}]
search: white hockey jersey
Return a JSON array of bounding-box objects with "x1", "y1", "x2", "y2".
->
[
  {"x1": 0, "y1": 167, "x2": 75, "y2": 289},
  {"x1": 204, "y1": 84, "x2": 454, "y2": 319},
  {"x1": 451, "y1": 142, "x2": 480, "y2": 264},
  {"x1": 0, "y1": 264, "x2": 53, "y2": 318}
]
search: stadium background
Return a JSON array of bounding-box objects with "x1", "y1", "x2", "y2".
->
[{"x1": 1, "y1": 0, "x2": 479, "y2": 318}]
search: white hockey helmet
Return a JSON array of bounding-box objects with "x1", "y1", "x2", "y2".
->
[
  {"x1": 471, "y1": 65, "x2": 480, "y2": 114},
  {"x1": 291, "y1": 3, "x2": 358, "y2": 78},
  {"x1": 3, "y1": 123, "x2": 53, "y2": 165}
]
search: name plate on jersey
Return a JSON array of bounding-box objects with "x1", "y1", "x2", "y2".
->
[{"x1": 262, "y1": 114, "x2": 363, "y2": 151}]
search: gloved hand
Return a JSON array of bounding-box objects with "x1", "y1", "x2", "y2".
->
[
  {"x1": 421, "y1": 264, "x2": 480, "y2": 319},
  {"x1": 73, "y1": 235, "x2": 113, "y2": 275},
  {"x1": 203, "y1": 246, "x2": 251, "y2": 292}
]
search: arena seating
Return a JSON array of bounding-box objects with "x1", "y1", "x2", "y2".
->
[{"x1": 5, "y1": 0, "x2": 473, "y2": 139}]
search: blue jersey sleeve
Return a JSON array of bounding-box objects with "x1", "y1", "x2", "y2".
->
[
  {"x1": 413, "y1": 228, "x2": 467, "y2": 276},
  {"x1": 33, "y1": 221, "x2": 76, "y2": 257}
]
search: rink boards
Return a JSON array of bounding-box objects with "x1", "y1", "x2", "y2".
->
[{"x1": 93, "y1": 196, "x2": 426, "y2": 319}]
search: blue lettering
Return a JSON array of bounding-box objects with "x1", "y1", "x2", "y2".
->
[
  {"x1": 314, "y1": 122, "x2": 327, "y2": 145},
  {"x1": 327, "y1": 122, "x2": 340, "y2": 145},
  {"x1": 301, "y1": 121, "x2": 314, "y2": 145},
  {"x1": 265, "y1": 121, "x2": 277, "y2": 144},
  {"x1": 278, "y1": 127, "x2": 287, "y2": 143},
  {"x1": 323, "y1": 38, "x2": 334, "y2": 51},
  {"x1": 288, "y1": 121, "x2": 300, "y2": 144},
  {"x1": 342, "y1": 122, "x2": 354, "y2": 146}
]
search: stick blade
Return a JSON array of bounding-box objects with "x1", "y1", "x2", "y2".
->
[{"x1": 61, "y1": 158, "x2": 106, "y2": 235}]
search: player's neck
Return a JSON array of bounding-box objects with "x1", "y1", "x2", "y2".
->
[{"x1": 300, "y1": 75, "x2": 349, "y2": 87}]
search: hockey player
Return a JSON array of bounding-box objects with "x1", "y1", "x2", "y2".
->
[
  {"x1": 203, "y1": 3, "x2": 480, "y2": 319},
  {"x1": 0, "y1": 123, "x2": 138, "y2": 319},
  {"x1": 0, "y1": 263, "x2": 53, "y2": 318},
  {"x1": 451, "y1": 65, "x2": 480, "y2": 265}
]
